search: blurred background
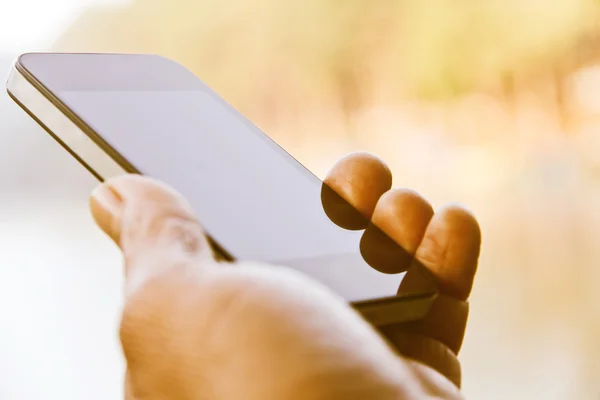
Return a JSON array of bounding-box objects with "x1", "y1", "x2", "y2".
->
[{"x1": 1, "y1": 0, "x2": 600, "y2": 398}]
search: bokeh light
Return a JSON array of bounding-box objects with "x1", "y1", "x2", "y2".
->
[{"x1": 2, "y1": 1, "x2": 600, "y2": 399}]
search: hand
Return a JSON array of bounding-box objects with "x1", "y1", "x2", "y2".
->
[{"x1": 90, "y1": 152, "x2": 481, "y2": 400}]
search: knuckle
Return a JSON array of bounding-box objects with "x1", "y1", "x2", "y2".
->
[
  {"x1": 122, "y1": 207, "x2": 207, "y2": 255},
  {"x1": 153, "y1": 215, "x2": 207, "y2": 254}
]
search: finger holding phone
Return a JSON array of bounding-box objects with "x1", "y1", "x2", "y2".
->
[{"x1": 7, "y1": 53, "x2": 481, "y2": 399}]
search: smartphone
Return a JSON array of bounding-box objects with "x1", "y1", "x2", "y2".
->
[{"x1": 6, "y1": 53, "x2": 437, "y2": 327}]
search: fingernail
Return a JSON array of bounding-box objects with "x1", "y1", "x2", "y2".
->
[
  {"x1": 91, "y1": 183, "x2": 123, "y2": 217},
  {"x1": 90, "y1": 183, "x2": 124, "y2": 243}
]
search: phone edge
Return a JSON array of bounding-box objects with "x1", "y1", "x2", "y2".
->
[{"x1": 6, "y1": 54, "x2": 437, "y2": 326}]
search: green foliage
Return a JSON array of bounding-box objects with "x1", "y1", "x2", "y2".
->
[{"x1": 261, "y1": 0, "x2": 596, "y2": 100}]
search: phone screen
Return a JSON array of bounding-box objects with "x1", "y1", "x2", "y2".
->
[{"x1": 55, "y1": 87, "x2": 408, "y2": 302}]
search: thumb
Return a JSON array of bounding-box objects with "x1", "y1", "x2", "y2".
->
[
  {"x1": 89, "y1": 174, "x2": 214, "y2": 286},
  {"x1": 88, "y1": 175, "x2": 460, "y2": 400}
]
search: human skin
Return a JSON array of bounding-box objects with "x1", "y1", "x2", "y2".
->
[{"x1": 89, "y1": 152, "x2": 481, "y2": 400}]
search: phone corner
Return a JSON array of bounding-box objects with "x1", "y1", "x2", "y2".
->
[
  {"x1": 151, "y1": 54, "x2": 199, "y2": 78},
  {"x1": 15, "y1": 52, "x2": 32, "y2": 66}
]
